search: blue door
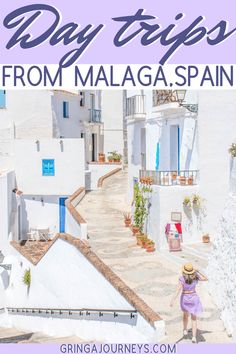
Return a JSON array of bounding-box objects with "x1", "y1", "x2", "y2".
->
[{"x1": 59, "y1": 197, "x2": 67, "y2": 233}]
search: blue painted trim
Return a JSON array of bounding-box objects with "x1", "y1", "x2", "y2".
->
[
  {"x1": 59, "y1": 197, "x2": 67, "y2": 233},
  {"x1": 42, "y1": 159, "x2": 55, "y2": 176},
  {"x1": 177, "y1": 126, "x2": 180, "y2": 173},
  {"x1": 155, "y1": 142, "x2": 160, "y2": 171},
  {"x1": 0, "y1": 90, "x2": 6, "y2": 108}
]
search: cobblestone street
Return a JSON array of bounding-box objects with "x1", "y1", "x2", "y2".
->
[{"x1": 77, "y1": 170, "x2": 232, "y2": 343}]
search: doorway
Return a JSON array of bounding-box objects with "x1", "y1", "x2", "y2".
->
[
  {"x1": 92, "y1": 133, "x2": 97, "y2": 162},
  {"x1": 59, "y1": 197, "x2": 67, "y2": 233}
]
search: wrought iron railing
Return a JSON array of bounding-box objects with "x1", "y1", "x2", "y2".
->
[
  {"x1": 139, "y1": 170, "x2": 199, "y2": 186},
  {"x1": 89, "y1": 109, "x2": 102, "y2": 123},
  {"x1": 126, "y1": 95, "x2": 146, "y2": 117}
]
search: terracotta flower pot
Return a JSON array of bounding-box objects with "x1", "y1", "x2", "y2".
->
[
  {"x1": 202, "y1": 234, "x2": 210, "y2": 243},
  {"x1": 180, "y1": 177, "x2": 186, "y2": 185},
  {"x1": 146, "y1": 246, "x2": 155, "y2": 253},
  {"x1": 188, "y1": 177, "x2": 194, "y2": 185},
  {"x1": 124, "y1": 219, "x2": 132, "y2": 227},
  {"x1": 131, "y1": 226, "x2": 140, "y2": 235},
  {"x1": 171, "y1": 172, "x2": 177, "y2": 181},
  {"x1": 136, "y1": 235, "x2": 143, "y2": 246}
]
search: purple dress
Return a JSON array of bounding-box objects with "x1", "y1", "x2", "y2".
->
[{"x1": 179, "y1": 276, "x2": 203, "y2": 315}]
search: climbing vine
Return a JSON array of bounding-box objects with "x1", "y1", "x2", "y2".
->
[{"x1": 133, "y1": 183, "x2": 152, "y2": 233}]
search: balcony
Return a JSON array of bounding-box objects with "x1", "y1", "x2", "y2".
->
[
  {"x1": 139, "y1": 170, "x2": 199, "y2": 186},
  {"x1": 125, "y1": 95, "x2": 146, "y2": 119},
  {"x1": 89, "y1": 109, "x2": 102, "y2": 123}
]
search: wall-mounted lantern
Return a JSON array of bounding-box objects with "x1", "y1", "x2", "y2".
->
[
  {"x1": 59, "y1": 139, "x2": 64, "y2": 152},
  {"x1": 35, "y1": 140, "x2": 40, "y2": 152},
  {"x1": 175, "y1": 90, "x2": 198, "y2": 113}
]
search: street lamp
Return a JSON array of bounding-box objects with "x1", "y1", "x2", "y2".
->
[
  {"x1": 175, "y1": 90, "x2": 186, "y2": 103},
  {"x1": 175, "y1": 90, "x2": 198, "y2": 113}
]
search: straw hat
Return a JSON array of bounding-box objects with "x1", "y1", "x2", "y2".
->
[{"x1": 182, "y1": 263, "x2": 195, "y2": 275}]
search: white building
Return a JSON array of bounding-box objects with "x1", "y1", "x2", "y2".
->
[
  {"x1": 0, "y1": 89, "x2": 165, "y2": 342},
  {"x1": 101, "y1": 90, "x2": 127, "y2": 161},
  {"x1": 126, "y1": 89, "x2": 236, "y2": 249}
]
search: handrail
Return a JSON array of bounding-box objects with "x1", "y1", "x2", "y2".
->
[
  {"x1": 65, "y1": 187, "x2": 86, "y2": 224},
  {"x1": 6, "y1": 307, "x2": 137, "y2": 314},
  {"x1": 97, "y1": 167, "x2": 122, "y2": 188}
]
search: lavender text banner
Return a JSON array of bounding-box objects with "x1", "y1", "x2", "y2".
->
[{"x1": 0, "y1": 0, "x2": 236, "y2": 65}]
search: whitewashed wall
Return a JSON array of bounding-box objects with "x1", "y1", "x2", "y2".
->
[
  {"x1": 52, "y1": 91, "x2": 87, "y2": 138},
  {"x1": 0, "y1": 90, "x2": 53, "y2": 139},
  {"x1": 102, "y1": 91, "x2": 124, "y2": 155},
  {"x1": 0, "y1": 171, "x2": 18, "y2": 253},
  {"x1": 14, "y1": 139, "x2": 85, "y2": 195},
  {"x1": 126, "y1": 119, "x2": 145, "y2": 202},
  {"x1": 198, "y1": 90, "x2": 236, "y2": 240},
  {"x1": 207, "y1": 194, "x2": 236, "y2": 338},
  {"x1": 1, "y1": 238, "x2": 165, "y2": 342},
  {"x1": 88, "y1": 163, "x2": 121, "y2": 190},
  {"x1": 146, "y1": 185, "x2": 203, "y2": 249}
]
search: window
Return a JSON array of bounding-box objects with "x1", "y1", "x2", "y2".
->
[
  {"x1": 42, "y1": 159, "x2": 55, "y2": 176},
  {"x1": 0, "y1": 90, "x2": 6, "y2": 109},
  {"x1": 80, "y1": 91, "x2": 85, "y2": 107},
  {"x1": 63, "y1": 101, "x2": 69, "y2": 118}
]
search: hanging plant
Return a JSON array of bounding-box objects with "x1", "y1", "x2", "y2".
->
[
  {"x1": 229, "y1": 143, "x2": 236, "y2": 157},
  {"x1": 23, "y1": 269, "x2": 31, "y2": 288},
  {"x1": 192, "y1": 194, "x2": 201, "y2": 208},
  {"x1": 183, "y1": 196, "x2": 192, "y2": 208}
]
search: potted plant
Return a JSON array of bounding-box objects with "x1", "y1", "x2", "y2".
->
[
  {"x1": 98, "y1": 153, "x2": 105, "y2": 163},
  {"x1": 188, "y1": 176, "x2": 194, "y2": 185},
  {"x1": 146, "y1": 240, "x2": 155, "y2": 252},
  {"x1": 123, "y1": 212, "x2": 132, "y2": 227},
  {"x1": 146, "y1": 177, "x2": 153, "y2": 185},
  {"x1": 171, "y1": 171, "x2": 177, "y2": 181},
  {"x1": 229, "y1": 143, "x2": 236, "y2": 157},
  {"x1": 107, "y1": 151, "x2": 122, "y2": 163},
  {"x1": 23, "y1": 269, "x2": 31, "y2": 288},
  {"x1": 183, "y1": 196, "x2": 192, "y2": 208},
  {"x1": 133, "y1": 183, "x2": 150, "y2": 234},
  {"x1": 180, "y1": 176, "x2": 186, "y2": 185},
  {"x1": 131, "y1": 224, "x2": 140, "y2": 235},
  {"x1": 140, "y1": 234, "x2": 149, "y2": 248},
  {"x1": 202, "y1": 234, "x2": 210, "y2": 243},
  {"x1": 136, "y1": 232, "x2": 144, "y2": 246},
  {"x1": 192, "y1": 194, "x2": 201, "y2": 208}
]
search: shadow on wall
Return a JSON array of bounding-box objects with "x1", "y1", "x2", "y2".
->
[
  {"x1": 20, "y1": 196, "x2": 67, "y2": 239},
  {"x1": 131, "y1": 124, "x2": 142, "y2": 166}
]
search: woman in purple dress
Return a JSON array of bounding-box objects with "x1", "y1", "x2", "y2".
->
[{"x1": 170, "y1": 263, "x2": 208, "y2": 343}]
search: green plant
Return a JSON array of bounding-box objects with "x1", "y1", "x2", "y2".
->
[
  {"x1": 23, "y1": 269, "x2": 31, "y2": 287},
  {"x1": 108, "y1": 151, "x2": 122, "y2": 162},
  {"x1": 183, "y1": 196, "x2": 192, "y2": 208},
  {"x1": 133, "y1": 184, "x2": 151, "y2": 232},
  {"x1": 229, "y1": 143, "x2": 236, "y2": 157},
  {"x1": 123, "y1": 212, "x2": 131, "y2": 221},
  {"x1": 192, "y1": 194, "x2": 201, "y2": 208}
]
